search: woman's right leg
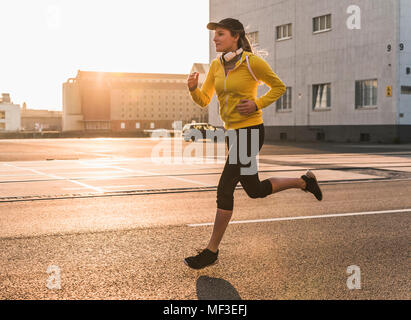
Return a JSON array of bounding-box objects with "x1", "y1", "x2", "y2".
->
[
  {"x1": 184, "y1": 156, "x2": 238, "y2": 269},
  {"x1": 208, "y1": 132, "x2": 243, "y2": 253},
  {"x1": 184, "y1": 149, "x2": 239, "y2": 269},
  {"x1": 206, "y1": 208, "x2": 233, "y2": 253}
]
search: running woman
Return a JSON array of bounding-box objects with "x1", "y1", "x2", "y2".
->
[{"x1": 184, "y1": 18, "x2": 323, "y2": 269}]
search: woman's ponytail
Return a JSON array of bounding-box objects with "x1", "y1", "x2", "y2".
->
[
  {"x1": 239, "y1": 34, "x2": 254, "y2": 53},
  {"x1": 228, "y1": 29, "x2": 254, "y2": 54}
]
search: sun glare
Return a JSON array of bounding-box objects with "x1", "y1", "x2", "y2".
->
[{"x1": 0, "y1": 0, "x2": 209, "y2": 110}]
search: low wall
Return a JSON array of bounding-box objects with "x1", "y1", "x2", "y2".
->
[{"x1": 0, "y1": 131, "x2": 151, "y2": 139}]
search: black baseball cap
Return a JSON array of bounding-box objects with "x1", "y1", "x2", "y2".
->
[{"x1": 207, "y1": 18, "x2": 245, "y2": 34}]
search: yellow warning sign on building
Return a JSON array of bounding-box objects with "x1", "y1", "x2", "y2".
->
[{"x1": 386, "y1": 86, "x2": 392, "y2": 97}]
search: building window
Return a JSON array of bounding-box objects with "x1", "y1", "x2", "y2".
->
[
  {"x1": 317, "y1": 132, "x2": 325, "y2": 141},
  {"x1": 276, "y1": 87, "x2": 292, "y2": 111},
  {"x1": 401, "y1": 86, "x2": 411, "y2": 95},
  {"x1": 360, "y1": 133, "x2": 370, "y2": 142},
  {"x1": 313, "y1": 83, "x2": 331, "y2": 109},
  {"x1": 276, "y1": 24, "x2": 292, "y2": 40},
  {"x1": 84, "y1": 121, "x2": 110, "y2": 131},
  {"x1": 313, "y1": 14, "x2": 331, "y2": 33},
  {"x1": 0, "y1": 122, "x2": 5, "y2": 130},
  {"x1": 246, "y1": 31, "x2": 259, "y2": 47},
  {"x1": 0, "y1": 111, "x2": 5, "y2": 120},
  {"x1": 136, "y1": 122, "x2": 140, "y2": 129},
  {"x1": 121, "y1": 122, "x2": 125, "y2": 129},
  {"x1": 355, "y1": 79, "x2": 377, "y2": 108},
  {"x1": 150, "y1": 122, "x2": 155, "y2": 129}
]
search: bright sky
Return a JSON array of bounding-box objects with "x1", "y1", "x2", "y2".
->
[{"x1": 0, "y1": 0, "x2": 210, "y2": 110}]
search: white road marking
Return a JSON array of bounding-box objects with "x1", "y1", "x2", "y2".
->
[
  {"x1": 78, "y1": 160, "x2": 135, "y2": 173},
  {"x1": 79, "y1": 161, "x2": 212, "y2": 187},
  {"x1": 319, "y1": 178, "x2": 411, "y2": 185},
  {"x1": 3, "y1": 163, "x2": 105, "y2": 193},
  {"x1": 166, "y1": 175, "x2": 210, "y2": 187},
  {"x1": 75, "y1": 151, "x2": 115, "y2": 157},
  {"x1": 62, "y1": 185, "x2": 146, "y2": 190},
  {"x1": 0, "y1": 174, "x2": 40, "y2": 177},
  {"x1": 187, "y1": 208, "x2": 411, "y2": 227}
]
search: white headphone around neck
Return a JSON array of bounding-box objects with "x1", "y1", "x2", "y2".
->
[{"x1": 222, "y1": 47, "x2": 243, "y2": 62}]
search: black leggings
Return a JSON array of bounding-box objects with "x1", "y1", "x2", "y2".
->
[{"x1": 216, "y1": 123, "x2": 273, "y2": 211}]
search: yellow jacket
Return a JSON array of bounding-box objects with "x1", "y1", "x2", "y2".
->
[{"x1": 189, "y1": 50, "x2": 286, "y2": 130}]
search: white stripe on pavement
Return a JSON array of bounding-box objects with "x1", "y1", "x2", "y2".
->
[
  {"x1": 3, "y1": 163, "x2": 105, "y2": 193},
  {"x1": 62, "y1": 184, "x2": 146, "y2": 190},
  {"x1": 187, "y1": 208, "x2": 411, "y2": 227}
]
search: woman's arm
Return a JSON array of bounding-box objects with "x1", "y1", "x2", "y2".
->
[
  {"x1": 189, "y1": 61, "x2": 216, "y2": 108},
  {"x1": 251, "y1": 56, "x2": 286, "y2": 110}
]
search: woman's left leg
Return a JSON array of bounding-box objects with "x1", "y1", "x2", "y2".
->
[
  {"x1": 238, "y1": 124, "x2": 321, "y2": 200},
  {"x1": 269, "y1": 177, "x2": 306, "y2": 193},
  {"x1": 239, "y1": 123, "x2": 306, "y2": 197},
  {"x1": 238, "y1": 123, "x2": 272, "y2": 198}
]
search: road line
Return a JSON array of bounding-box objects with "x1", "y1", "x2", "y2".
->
[
  {"x1": 3, "y1": 163, "x2": 105, "y2": 193},
  {"x1": 166, "y1": 175, "x2": 210, "y2": 187},
  {"x1": 92, "y1": 162, "x2": 213, "y2": 187},
  {"x1": 187, "y1": 208, "x2": 411, "y2": 227},
  {"x1": 78, "y1": 160, "x2": 135, "y2": 173},
  {"x1": 62, "y1": 185, "x2": 146, "y2": 190}
]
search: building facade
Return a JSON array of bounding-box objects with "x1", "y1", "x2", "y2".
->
[
  {"x1": 208, "y1": 0, "x2": 411, "y2": 143},
  {"x1": 63, "y1": 67, "x2": 210, "y2": 132},
  {"x1": 20, "y1": 103, "x2": 62, "y2": 131},
  {"x1": 0, "y1": 93, "x2": 20, "y2": 132}
]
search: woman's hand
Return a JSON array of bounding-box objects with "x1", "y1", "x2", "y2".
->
[
  {"x1": 187, "y1": 72, "x2": 199, "y2": 91},
  {"x1": 236, "y1": 100, "x2": 258, "y2": 115}
]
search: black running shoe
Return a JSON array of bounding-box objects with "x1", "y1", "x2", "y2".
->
[
  {"x1": 184, "y1": 248, "x2": 219, "y2": 269},
  {"x1": 301, "y1": 170, "x2": 323, "y2": 201}
]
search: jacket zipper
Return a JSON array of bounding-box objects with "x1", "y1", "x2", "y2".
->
[
  {"x1": 219, "y1": 55, "x2": 244, "y2": 125},
  {"x1": 224, "y1": 73, "x2": 229, "y2": 122}
]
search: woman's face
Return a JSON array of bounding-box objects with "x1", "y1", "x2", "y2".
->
[{"x1": 213, "y1": 27, "x2": 239, "y2": 53}]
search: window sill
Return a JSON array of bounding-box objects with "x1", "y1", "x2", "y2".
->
[
  {"x1": 276, "y1": 109, "x2": 293, "y2": 113},
  {"x1": 313, "y1": 28, "x2": 332, "y2": 35},
  {"x1": 355, "y1": 106, "x2": 378, "y2": 110},
  {"x1": 312, "y1": 108, "x2": 331, "y2": 112},
  {"x1": 276, "y1": 37, "x2": 292, "y2": 42}
]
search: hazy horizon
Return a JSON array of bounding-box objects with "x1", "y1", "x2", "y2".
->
[{"x1": 0, "y1": 0, "x2": 210, "y2": 111}]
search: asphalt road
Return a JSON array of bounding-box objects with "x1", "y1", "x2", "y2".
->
[{"x1": 0, "y1": 138, "x2": 410, "y2": 300}]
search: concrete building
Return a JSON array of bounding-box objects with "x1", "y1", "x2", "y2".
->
[
  {"x1": 20, "y1": 103, "x2": 62, "y2": 131},
  {"x1": 208, "y1": 0, "x2": 411, "y2": 142},
  {"x1": 63, "y1": 67, "x2": 210, "y2": 132},
  {"x1": 0, "y1": 93, "x2": 20, "y2": 132}
]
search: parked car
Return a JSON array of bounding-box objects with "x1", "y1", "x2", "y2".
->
[{"x1": 182, "y1": 123, "x2": 224, "y2": 142}]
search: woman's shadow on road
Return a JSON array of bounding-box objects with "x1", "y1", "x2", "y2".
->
[{"x1": 196, "y1": 275, "x2": 242, "y2": 300}]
